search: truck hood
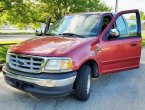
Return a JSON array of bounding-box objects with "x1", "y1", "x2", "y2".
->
[{"x1": 9, "y1": 36, "x2": 91, "y2": 56}]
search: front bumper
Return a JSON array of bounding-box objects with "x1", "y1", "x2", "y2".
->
[{"x1": 2, "y1": 65, "x2": 77, "y2": 96}]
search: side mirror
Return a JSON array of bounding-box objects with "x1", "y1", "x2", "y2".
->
[
  {"x1": 36, "y1": 28, "x2": 43, "y2": 36},
  {"x1": 36, "y1": 16, "x2": 52, "y2": 36},
  {"x1": 110, "y1": 28, "x2": 119, "y2": 37}
]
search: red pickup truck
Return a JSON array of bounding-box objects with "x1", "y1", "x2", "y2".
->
[{"x1": 2, "y1": 9, "x2": 142, "y2": 101}]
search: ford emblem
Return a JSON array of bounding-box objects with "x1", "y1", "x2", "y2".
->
[{"x1": 17, "y1": 60, "x2": 25, "y2": 65}]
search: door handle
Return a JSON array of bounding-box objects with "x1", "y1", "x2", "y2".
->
[{"x1": 130, "y1": 42, "x2": 138, "y2": 46}]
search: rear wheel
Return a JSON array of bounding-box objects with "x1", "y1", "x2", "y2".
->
[{"x1": 75, "y1": 65, "x2": 92, "y2": 101}]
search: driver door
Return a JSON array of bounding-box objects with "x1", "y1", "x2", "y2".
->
[{"x1": 99, "y1": 9, "x2": 142, "y2": 74}]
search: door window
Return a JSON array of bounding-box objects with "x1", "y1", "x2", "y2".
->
[
  {"x1": 116, "y1": 13, "x2": 138, "y2": 38},
  {"x1": 116, "y1": 16, "x2": 128, "y2": 37}
]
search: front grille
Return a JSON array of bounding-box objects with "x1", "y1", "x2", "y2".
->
[{"x1": 8, "y1": 53, "x2": 44, "y2": 73}]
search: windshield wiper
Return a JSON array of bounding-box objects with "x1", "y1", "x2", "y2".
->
[{"x1": 58, "y1": 33, "x2": 84, "y2": 38}]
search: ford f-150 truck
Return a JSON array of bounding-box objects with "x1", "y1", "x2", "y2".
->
[{"x1": 2, "y1": 9, "x2": 142, "y2": 101}]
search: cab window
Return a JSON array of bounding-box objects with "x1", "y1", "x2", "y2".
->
[{"x1": 101, "y1": 15, "x2": 112, "y2": 33}]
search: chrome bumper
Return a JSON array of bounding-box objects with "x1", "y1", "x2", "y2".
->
[{"x1": 2, "y1": 68, "x2": 76, "y2": 88}]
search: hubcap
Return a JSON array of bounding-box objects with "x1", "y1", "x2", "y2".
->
[{"x1": 87, "y1": 74, "x2": 91, "y2": 94}]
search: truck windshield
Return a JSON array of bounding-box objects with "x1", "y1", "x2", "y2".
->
[{"x1": 46, "y1": 14, "x2": 101, "y2": 37}]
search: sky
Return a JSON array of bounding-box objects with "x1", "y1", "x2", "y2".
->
[{"x1": 103, "y1": 0, "x2": 145, "y2": 12}]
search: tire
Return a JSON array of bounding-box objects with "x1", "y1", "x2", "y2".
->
[{"x1": 75, "y1": 64, "x2": 92, "y2": 101}]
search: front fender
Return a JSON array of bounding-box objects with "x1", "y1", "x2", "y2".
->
[{"x1": 65, "y1": 39, "x2": 100, "y2": 71}]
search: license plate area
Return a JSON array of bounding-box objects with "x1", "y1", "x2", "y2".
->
[{"x1": 5, "y1": 76, "x2": 34, "y2": 89}]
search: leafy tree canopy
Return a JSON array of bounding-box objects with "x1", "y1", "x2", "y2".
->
[
  {"x1": 0, "y1": 0, "x2": 111, "y2": 28},
  {"x1": 129, "y1": 11, "x2": 145, "y2": 20}
]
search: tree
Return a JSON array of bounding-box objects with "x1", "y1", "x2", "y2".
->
[
  {"x1": 37, "y1": 0, "x2": 111, "y2": 19},
  {"x1": 140, "y1": 11, "x2": 145, "y2": 20},
  {"x1": 0, "y1": 0, "x2": 111, "y2": 28},
  {"x1": 0, "y1": 0, "x2": 40, "y2": 28},
  {"x1": 129, "y1": 11, "x2": 145, "y2": 20}
]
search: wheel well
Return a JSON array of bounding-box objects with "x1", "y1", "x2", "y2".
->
[
  {"x1": 81, "y1": 60, "x2": 99, "y2": 78},
  {"x1": 73, "y1": 60, "x2": 99, "y2": 89}
]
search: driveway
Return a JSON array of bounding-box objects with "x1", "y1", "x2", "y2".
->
[{"x1": 0, "y1": 48, "x2": 145, "y2": 110}]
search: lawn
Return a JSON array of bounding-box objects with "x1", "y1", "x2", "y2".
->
[
  {"x1": 0, "y1": 40, "x2": 20, "y2": 45},
  {"x1": 142, "y1": 34, "x2": 145, "y2": 39},
  {"x1": 0, "y1": 41, "x2": 19, "y2": 63},
  {"x1": 142, "y1": 34, "x2": 145, "y2": 46},
  {"x1": 0, "y1": 45, "x2": 9, "y2": 63},
  {"x1": 142, "y1": 40, "x2": 145, "y2": 46}
]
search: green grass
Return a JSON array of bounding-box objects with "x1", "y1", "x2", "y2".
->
[
  {"x1": 142, "y1": 39, "x2": 145, "y2": 46},
  {"x1": 0, "y1": 40, "x2": 19, "y2": 63},
  {"x1": 0, "y1": 45, "x2": 9, "y2": 63},
  {"x1": 0, "y1": 40, "x2": 21, "y2": 63},
  {"x1": 0, "y1": 41, "x2": 19, "y2": 63},
  {"x1": 142, "y1": 34, "x2": 145, "y2": 46},
  {"x1": 142, "y1": 34, "x2": 145, "y2": 39},
  {"x1": 0, "y1": 40, "x2": 20, "y2": 45}
]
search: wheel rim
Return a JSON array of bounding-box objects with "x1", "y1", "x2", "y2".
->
[{"x1": 87, "y1": 74, "x2": 91, "y2": 94}]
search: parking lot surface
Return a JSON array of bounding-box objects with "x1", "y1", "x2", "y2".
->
[{"x1": 0, "y1": 48, "x2": 145, "y2": 110}]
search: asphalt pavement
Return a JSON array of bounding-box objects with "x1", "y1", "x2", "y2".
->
[{"x1": 0, "y1": 48, "x2": 145, "y2": 110}]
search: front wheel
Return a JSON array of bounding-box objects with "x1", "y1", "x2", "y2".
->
[{"x1": 75, "y1": 65, "x2": 92, "y2": 101}]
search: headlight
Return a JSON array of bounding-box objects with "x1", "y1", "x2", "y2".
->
[{"x1": 44, "y1": 58, "x2": 72, "y2": 73}]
